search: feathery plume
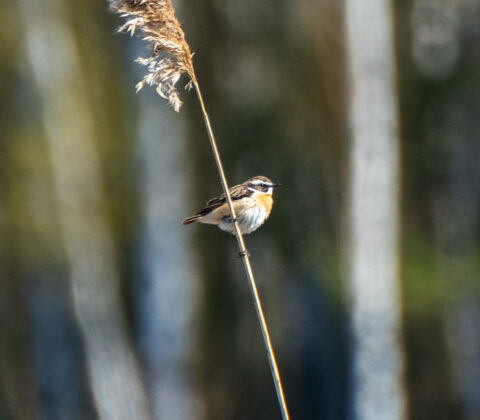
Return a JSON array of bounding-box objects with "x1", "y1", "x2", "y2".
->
[{"x1": 109, "y1": 0, "x2": 195, "y2": 111}]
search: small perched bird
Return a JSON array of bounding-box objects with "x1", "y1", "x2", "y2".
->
[{"x1": 182, "y1": 176, "x2": 281, "y2": 235}]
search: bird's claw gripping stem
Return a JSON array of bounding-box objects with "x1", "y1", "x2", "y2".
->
[{"x1": 238, "y1": 249, "x2": 250, "y2": 258}]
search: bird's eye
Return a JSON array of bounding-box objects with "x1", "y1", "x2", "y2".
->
[{"x1": 261, "y1": 183, "x2": 267, "y2": 188}]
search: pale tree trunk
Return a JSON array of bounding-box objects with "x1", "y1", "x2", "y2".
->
[
  {"x1": 131, "y1": 7, "x2": 198, "y2": 420},
  {"x1": 344, "y1": 1, "x2": 407, "y2": 420},
  {"x1": 19, "y1": 1, "x2": 150, "y2": 419},
  {"x1": 134, "y1": 54, "x2": 199, "y2": 420}
]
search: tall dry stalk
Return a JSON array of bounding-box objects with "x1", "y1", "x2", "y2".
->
[{"x1": 108, "y1": 1, "x2": 290, "y2": 419}]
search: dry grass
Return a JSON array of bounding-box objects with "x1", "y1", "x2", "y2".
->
[{"x1": 109, "y1": 0, "x2": 195, "y2": 111}]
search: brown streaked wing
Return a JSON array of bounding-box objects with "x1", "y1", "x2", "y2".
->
[
  {"x1": 205, "y1": 183, "x2": 251, "y2": 207},
  {"x1": 192, "y1": 182, "x2": 252, "y2": 217}
]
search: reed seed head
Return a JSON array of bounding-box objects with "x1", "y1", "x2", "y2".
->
[{"x1": 109, "y1": 0, "x2": 195, "y2": 111}]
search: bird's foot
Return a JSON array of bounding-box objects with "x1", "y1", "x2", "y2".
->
[{"x1": 237, "y1": 249, "x2": 250, "y2": 258}]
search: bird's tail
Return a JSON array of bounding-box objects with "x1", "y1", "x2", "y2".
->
[{"x1": 182, "y1": 215, "x2": 202, "y2": 225}]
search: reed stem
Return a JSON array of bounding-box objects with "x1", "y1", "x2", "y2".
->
[
  {"x1": 108, "y1": 1, "x2": 290, "y2": 415},
  {"x1": 192, "y1": 78, "x2": 290, "y2": 420}
]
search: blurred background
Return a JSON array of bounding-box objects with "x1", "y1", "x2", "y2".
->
[{"x1": 1, "y1": 0, "x2": 479, "y2": 419}]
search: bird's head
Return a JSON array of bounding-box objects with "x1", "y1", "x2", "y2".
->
[{"x1": 246, "y1": 176, "x2": 281, "y2": 196}]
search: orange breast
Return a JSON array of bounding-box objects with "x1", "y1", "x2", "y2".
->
[{"x1": 255, "y1": 194, "x2": 273, "y2": 215}]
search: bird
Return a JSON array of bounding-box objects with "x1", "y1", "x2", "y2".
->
[{"x1": 182, "y1": 175, "x2": 281, "y2": 235}]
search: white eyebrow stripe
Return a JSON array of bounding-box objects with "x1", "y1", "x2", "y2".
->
[{"x1": 250, "y1": 179, "x2": 265, "y2": 185}]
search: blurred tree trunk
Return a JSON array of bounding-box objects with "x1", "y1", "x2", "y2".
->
[
  {"x1": 344, "y1": 1, "x2": 407, "y2": 419},
  {"x1": 19, "y1": 1, "x2": 150, "y2": 419},
  {"x1": 133, "y1": 38, "x2": 199, "y2": 420}
]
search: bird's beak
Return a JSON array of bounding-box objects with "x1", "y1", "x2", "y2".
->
[{"x1": 271, "y1": 183, "x2": 282, "y2": 188}]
